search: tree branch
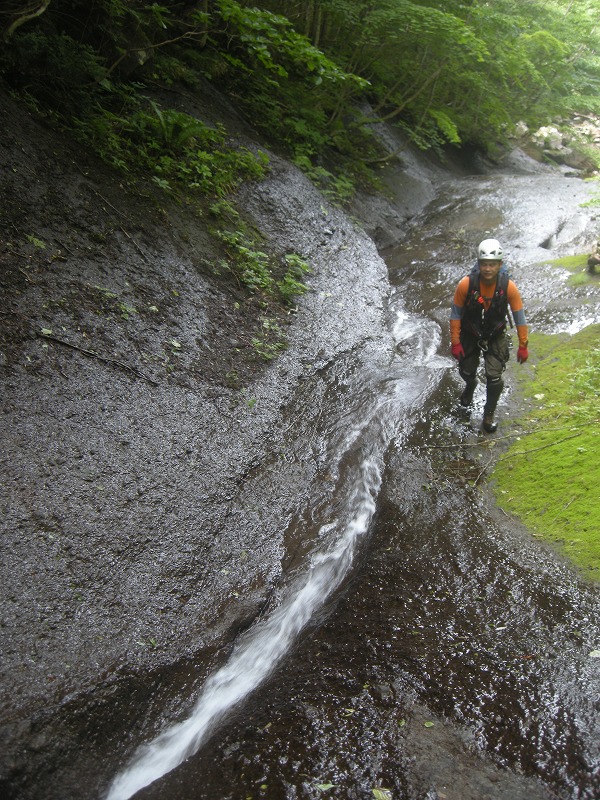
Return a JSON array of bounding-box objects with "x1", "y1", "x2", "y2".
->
[
  {"x1": 428, "y1": 425, "x2": 586, "y2": 450},
  {"x1": 2, "y1": 0, "x2": 51, "y2": 41},
  {"x1": 37, "y1": 333, "x2": 158, "y2": 385},
  {"x1": 494, "y1": 431, "x2": 583, "y2": 462}
]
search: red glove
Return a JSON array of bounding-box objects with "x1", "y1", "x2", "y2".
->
[
  {"x1": 451, "y1": 343, "x2": 465, "y2": 361},
  {"x1": 517, "y1": 346, "x2": 529, "y2": 363}
]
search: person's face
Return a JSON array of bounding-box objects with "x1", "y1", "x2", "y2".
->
[{"x1": 478, "y1": 259, "x2": 503, "y2": 284}]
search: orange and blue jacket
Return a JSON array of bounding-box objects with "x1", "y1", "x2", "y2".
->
[{"x1": 450, "y1": 275, "x2": 528, "y2": 348}]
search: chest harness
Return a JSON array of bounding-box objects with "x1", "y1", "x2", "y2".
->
[{"x1": 462, "y1": 267, "x2": 510, "y2": 352}]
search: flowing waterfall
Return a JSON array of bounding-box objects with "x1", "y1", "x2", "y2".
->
[
  {"x1": 106, "y1": 306, "x2": 446, "y2": 800},
  {"x1": 106, "y1": 459, "x2": 380, "y2": 800}
]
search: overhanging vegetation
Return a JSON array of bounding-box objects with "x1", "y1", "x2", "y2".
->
[{"x1": 2, "y1": 0, "x2": 600, "y2": 189}]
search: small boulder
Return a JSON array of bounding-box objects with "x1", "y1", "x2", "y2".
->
[{"x1": 587, "y1": 242, "x2": 600, "y2": 274}]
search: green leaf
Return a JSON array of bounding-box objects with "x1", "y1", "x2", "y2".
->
[
  {"x1": 27, "y1": 234, "x2": 46, "y2": 249},
  {"x1": 372, "y1": 789, "x2": 392, "y2": 800},
  {"x1": 40, "y1": 328, "x2": 53, "y2": 336}
]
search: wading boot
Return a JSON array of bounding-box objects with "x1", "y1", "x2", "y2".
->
[
  {"x1": 482, "y1": 377, "x2": 502, "y2": 432},
  {"x1": 482, "y1": 410, "x2": 497, "y2": 433}
]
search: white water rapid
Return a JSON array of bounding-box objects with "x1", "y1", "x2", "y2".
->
[{"x1": 106, "y1": 303, "x2": 448, "y2": 800}]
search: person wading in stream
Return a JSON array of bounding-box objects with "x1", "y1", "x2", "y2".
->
[{"x1": 450, "y1": 238, "x2": 529, "y2": 432}]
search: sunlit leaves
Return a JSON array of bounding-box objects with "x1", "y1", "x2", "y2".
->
[
  {"x1": 372, "y1": 789, "x2": 393, "y2": 800},
  {"x1": 428, "y1": 109, "x2": 461, "y2": 145},
  {"x1": 267, "y1": 0, "x2": 600, "y2": 152},
  {"x1": 217, "y1": 0, "x2": 367, "y2": 89}
]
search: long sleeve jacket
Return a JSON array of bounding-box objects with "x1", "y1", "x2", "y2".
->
[{"x1": 450, "y1": 275, "x2": 528, "y2": 347}]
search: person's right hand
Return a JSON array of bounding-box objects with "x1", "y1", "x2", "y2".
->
[
  {"x1": 451, "y1": 343, "x2": 465, "y2": 361},
  {"x1": 517, "y1": 346, "x2": 529, "y2": 363}
]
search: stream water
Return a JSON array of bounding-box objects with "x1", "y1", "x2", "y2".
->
[
  {"x1": 102, "y1": 170, "x2": 600, "y2": 800},
  {"x1": 106, "y1": 301, "x2": 448, "y2": 800}
]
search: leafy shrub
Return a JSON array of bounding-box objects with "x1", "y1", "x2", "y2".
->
[
  {"x1": 252, "y1": 317, "x2": 287, "y2": 361},
  {"x1": 216, "y1": 230, "x2": 310, "y2": 305},
  {"x1": 72, "y1": 99, "x2": 270, "y2": 198},
  {"x1": 277, "y1": 254, "x2": 311, "y2": 304},
  {"x1": 217, "y1": 230, "x2": 273, "y2": 293}
]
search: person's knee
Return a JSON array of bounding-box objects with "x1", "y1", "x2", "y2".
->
[{"x1": 459, "y1": 366, "x2": 476, "y2": 382}]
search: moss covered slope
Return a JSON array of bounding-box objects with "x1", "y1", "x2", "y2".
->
[{"x1": 493, "y1": 325, "x2": 600, "y2": 578}]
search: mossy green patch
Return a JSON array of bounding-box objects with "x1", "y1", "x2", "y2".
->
[
  {"x1": 541, "y1": 253, "x2": 596, "y2": 286},
  {"x1": 492, "y1": 324, "x2": 600, "y2": 579}
]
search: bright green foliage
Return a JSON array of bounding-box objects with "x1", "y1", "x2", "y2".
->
[
  {"x1": 148, "y1": 102, "x2": 211, "y2": 151},
  {"x1": 428, "y1": 110, "x2": 461, "y2": 146},
  {"x1": 215, "y1": 229, "x2": 310, "y2": 305},
  {"x1": 193, "y1": 0, "x2": 376, "y2": 190},
  {"x1": 493, "y1": 326, "x2": 600, "y2": 579},
  {"x1": 278, "y1": 253, "x2": 312, "y2": 304},
  {"x1": 252, "y1": 317, "x2": 287, "y2": 360},
  {"x1": 217, "y1": 230, "x2": 274, "y2": 293},
  {"x1": 74, "y1": 98, "x2": 269, "y2": 197},
  {"x1": 303, "y1": 0, "x2": 489, "y2": 150},
  {"x1": 214, "y1": 0, "x2": 363, "y2": 86},
  {"x1": 256, "y1": 0, "x2": 600, "y2": 153}
]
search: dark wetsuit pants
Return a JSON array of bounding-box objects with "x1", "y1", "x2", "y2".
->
[{"x1": 458, "y1": 331, "x2": 510, "y2": 412}]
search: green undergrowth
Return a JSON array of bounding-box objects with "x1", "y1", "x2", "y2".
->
[
  {"x1": 492, "y1": 325, "x2": 600, "y2": 580},
  {"x1": 542, "y1": 253, "x2": 595, "y2": 286}
]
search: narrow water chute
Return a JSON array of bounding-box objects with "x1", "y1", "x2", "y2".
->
[{"x1": 106, "y1": 459, "x2": 380, "y2": 800}]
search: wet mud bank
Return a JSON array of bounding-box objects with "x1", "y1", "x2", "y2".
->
[
  {"x1": 2, "y1": 83, "x2": 600, "y2": 800},
  {"x1": 0, "y1": 89, "x2": 438, "y2": 797}
]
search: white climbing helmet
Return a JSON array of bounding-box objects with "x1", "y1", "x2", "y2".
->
[{"x1": 478, "y1": 238, "x2": 503, "y2": 261}]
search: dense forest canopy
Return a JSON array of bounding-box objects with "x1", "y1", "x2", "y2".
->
[{"x1": 1, "y1": 0, "x2": 599, "y2": 198}]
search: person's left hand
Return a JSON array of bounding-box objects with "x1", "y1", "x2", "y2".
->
[{"x1": 517, "y1": 346, "x2": 528, "y2": 363}]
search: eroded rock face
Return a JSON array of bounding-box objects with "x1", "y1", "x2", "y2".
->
[
  {"x1": 519, "y1": 117, "x2": 600, "y2": 174},
  {"x1": 0, "y1": 86, "x2": 420, "y2": 755},
  {"x1": 2, "y1": 80, "x2": 600, "y2": 800}
]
